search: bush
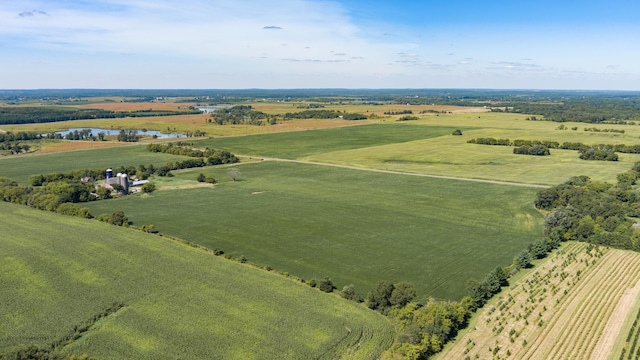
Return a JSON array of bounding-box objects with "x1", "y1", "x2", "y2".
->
[
  {"x1": 318, "y1": 277, "x2": 336, "y2": 293},
  {"x1": 108, "y1": 210, "x2": 128, "y2": 226},
  {"x1": 340, "y1": 284, "x2": 363, "y2": 302},
  {"x1": 452, "y1": 129, "x2": 463, "y2": 135},
  {"x1": 141, "y1": 182, "x2": 156, "y2": 193},
  {"x1": 196, "y1": 173, "x2": 206, "y2": 182},
  {"x1": 55, "y1": 203, "x2": 92, "y2": 219}
]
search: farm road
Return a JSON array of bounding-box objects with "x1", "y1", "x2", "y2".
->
[{"x1": 238, "y1": 155, "x2": 550, "y2": 189}]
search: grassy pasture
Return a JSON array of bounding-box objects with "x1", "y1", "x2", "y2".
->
[
  {"x1": 0, "y1": 201, "x2": 393, "y2": 359},
  {"x1": 436, "y1": 242, "x2": 640, "y2": 360},
  {"x1": 306, "y1": 129, "x2": 640, "y2": 185},
  {"x1": 0, "y1": 145, "x2": 192, "y2": 184},
  {"x1": 84, "y1": 161, "x2": 544, "y2": 301},
  {"x1": 194, "y1": 123, "x2": 463, "y2": 159},
  {"x1": 191, "y1": 113, "x2": 640, "y2": 185}
]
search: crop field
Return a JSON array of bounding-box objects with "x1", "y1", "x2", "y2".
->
[
  {"x1": 0, "y1": 201, "x2": 394, "y2": 359},
  {"x1": 195, "y1": 123, "x2": 464, "y2": 159},
  {"x1": 194, "y1": 113, "x2": 640, "y2": 185},
  {"x1": 436, "y1": 242, "x2": 640, "y2": 360},
  {"x1": 0, "y1": 145, "x2": 192, "y2": 184},
  {"x1": 84, "y1": 161, "x2": 544, "y2": 301}
]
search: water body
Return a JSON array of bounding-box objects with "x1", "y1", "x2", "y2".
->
[
  {"x1": 50, "y1": 128, "x2": 184, "y2": 139},
  {"x1": 196, "y1": 105, "x2": 232, "y2": 113}
]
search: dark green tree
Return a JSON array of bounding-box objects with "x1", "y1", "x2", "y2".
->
[
  {"x1": 366, "y1": 280, "x2": 394, "y2": 310},
  {"x1": 318, "y1": 277, "x2": 336, "y2": 293},
  {"x1": 389, "y1": 282, "x2": 416, "y2": 307}
]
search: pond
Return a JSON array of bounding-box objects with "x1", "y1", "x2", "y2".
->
[{"x1": 48, "y1": 128, "x2": 184, "y2": 139}]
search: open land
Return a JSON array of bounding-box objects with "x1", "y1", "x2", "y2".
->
[
  {"x1": 436, "y1": 241, "x2": 640, "y2": 360},
  {"x1": 0, "y1": 201, "x2": 393, "y2": 359},
  {"x1": 84, "y1": 160, "x2": 545, "y2": 301},
  {"x1": 2, "y1": 94, "x2": 640, "y2": 359}
]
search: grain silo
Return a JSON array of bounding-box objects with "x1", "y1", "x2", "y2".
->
[{"x1": 118, "y1": 173, "x2": 129, "y2": 194}]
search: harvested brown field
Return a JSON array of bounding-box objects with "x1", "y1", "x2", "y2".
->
[{"x1": 437, "y1": 242, "x2": 640, "y2": 360}]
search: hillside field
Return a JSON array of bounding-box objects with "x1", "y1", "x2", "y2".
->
[
  {"x1": 436, "y1": 242, "x2": 640, "y2": 360},
  {"x1": 0, "y1": 145, "x2": 192, "y2": 184},
  {"x1": 0, "y1": 202, "x2": 393, "y2": 359},
  {"x1": 84, "y1": 161, "x2": 545, "y2": 301}
]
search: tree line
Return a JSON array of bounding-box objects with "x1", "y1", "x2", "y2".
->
[
  {"x1": 0, "y1": 107, "x2": 199, "y2": 125},
  {"x1": 282, "y1": 109, "x2": 367, "y2": 120},
  {"x1": 146, "y1": 143, "x2": 239, "y2": 165},
  {"x1": 491, "y1": 96, "x2": 640, "y2": 123},
  {"x1": 208, "y1": 105, "x2": 275, "y2": 125}
]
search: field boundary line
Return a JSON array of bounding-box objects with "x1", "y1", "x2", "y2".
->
[
  {"x1": 591, "y1": 269, "x2": 640, "y2": 359},
  {"x1": 240, "y1": 156, "x2": 551, "y2": 188}
]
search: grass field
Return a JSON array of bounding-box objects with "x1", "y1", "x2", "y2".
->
[
  {"x1": 192, "y1": 113, "x2": 640, "y2": 185},
  {"x1": 84, "y1": 161, "x2": 544, "y2": 301},
  {"x1": 195, "y1": 123, "x2": 465, "y2": 159},
  {"x1": 0, "y1": 201, "x2": 394, "y2": 359},
  {"x1": 436, "y1": 242, "x2": 640, "y2": 360},
  {"x1": 0, "y1": 145, "x2": 192, "y2": 184}
]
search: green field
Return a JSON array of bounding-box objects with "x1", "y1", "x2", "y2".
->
[
  {"x1": 85, "y1": 161, "x2": 545, "y2": 301},
  {"x1": 0, "y1": 202, "x2": 393, "y2": 359},
  {"x1": 196, "y1": 115, "x2": 640, "y2": 185},
  {"x1": 0, "y1": 145, "x2": 191, "y2": 184},
  {"x1": 195, "y1": 123, "x2": 464, "y2": 159}
]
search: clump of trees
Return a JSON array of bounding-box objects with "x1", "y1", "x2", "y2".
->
[
  {"x1": 282, "y1": 109, "x2": 367, "y2": 120},
  {"x1": 386, "y1": 299, "x2": 472, "y2": 359},
  {"x1": 117, "y1": 130, "x2": 141, "y2": 142},
  {"x1": 535, "y1": 172, "x2": 640, "y2": 251},
  {"x1": 578, "y1": 146, "x2": 619, "y2": 161},
  {"x1": 584, "y1": 127, "x2": 625, "y2": 134},
  {"x1": 366, "y1": 281, "x2": 416, "y2": 310},
  {"x1": 146, "y1": 143, "x2": 239, "y2": 165},
  {"x1": 513, "y1": 144, "x2": 550, "y2": 156},
  {"x1": 209, "y1": 105, "x2": 274, "y2": 125},
  {"x1": 467, "y1": 137, "x2": 512, "y2": 146},
  {"x1": 397, "y1": 116, "x2": 419, "y2": 121}
]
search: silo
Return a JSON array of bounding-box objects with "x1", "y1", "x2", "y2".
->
[
  {"x1": 120, "y1": 174, "x2": 129, "y2": 194},
  {"x1": 106, "y1": 168, "x2": 113, "y2": 180}
]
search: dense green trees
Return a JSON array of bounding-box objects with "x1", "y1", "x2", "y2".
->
[
  {"x1": 578, "y1": 147, "x2": 618, "y2": 161},
  {"x1": 513, "y1": 144, "x2": 550, "y2": 156},
  {"x1": 209, "y1": 105, "x2": 274, "y2": 125},
  {"x1": 282, "y1": 109, "x2": 367, "y2": 120},
  {"x1": 0, "y1": 106, "x2": 198, "y2": 125},
  {"x1": 534, "y1": 171, "x2": 640, "y2": 251},
  {"x1": 117, "y1": 130, "x2": 141, "y2": 142},
  {"x1": 146, "y1": 143, "x2": 239, "y2": 165},
  {"x1": 366, "y1": 281, "x2": 416, "y2": 310}
]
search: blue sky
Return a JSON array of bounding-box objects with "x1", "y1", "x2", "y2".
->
[{"x1": 1, "y1": 0, "x2": 639, "y2": 89}]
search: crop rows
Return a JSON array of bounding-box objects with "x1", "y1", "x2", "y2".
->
[
  {"x1": 620, "y1": 307, "x2": 640, "y2": 359},
  {"x1": 439, "y1": 242, "x2": 640, "y2": 360}
]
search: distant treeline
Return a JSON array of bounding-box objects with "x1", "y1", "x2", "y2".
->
[
  {"x1": 282, "y1": 109, "x2": 367, "y2": 120},
  {"x1": 209, "y1": 105, "x2": 275, "y2": 125},
  {"x1": 468, "y1": 137, "x2": 640, "y2": 159},
  {"x1": 0, "y1": 131, "x2": 45, "y2": 142},
  {"x1": 0, "y1": 107, "x2": 199, "y2": 125},
  {"x1": 493, "y1": 97, "x2": 640, "y2": 123},
  {"x1": 146, "y1": 142, "x2": 239, "y2": 165}
]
